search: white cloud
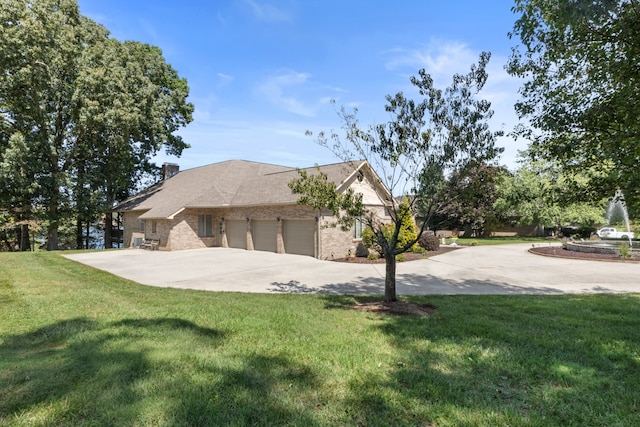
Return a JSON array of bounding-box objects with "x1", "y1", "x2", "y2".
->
[
  {"x1": 216, "y1": 72, "x2": 234, "y2": 88},
  {"x1": 244, "y1": 0, "x2": 291, "y2": 23},
  {"x1": 257, "y1": 70, "x2": 317, "y2": 117},
  {"x1": 385, "y1": 40, "x2": 479, "y2": 86}
]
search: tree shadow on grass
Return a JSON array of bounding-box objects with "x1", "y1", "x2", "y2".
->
[
  {"x1": 323, "y1": 294, "x2": 640, "y2": 425},
  {"x1": 170, "y1": 354, "x2": 320, "y2": 425},
  {"x1": 0, "y1": 317, "x2": 320, "y2": 425}
]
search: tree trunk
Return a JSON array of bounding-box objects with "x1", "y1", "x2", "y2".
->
[
  {"x1": 76, "y1": 217, "x2": 84, "y2": 249},
  {"x1": 46, "y1": 182, "x2": 61, "y2": 251},
  {"x1": 104, "y1": 211, "x2": 113, "y2": 249},
  {"x1": 464, "y1": 223, "x2": 474, "y2": 238},
  {"x1": 18, "y1": 224, "x2": 31, "y2": 252},
  {"x1": 47, "y1": 224, "x2": 59, "y2": 251},
  {"x1": 384, "y1": 250, "x2": 397, "y2": 302}
]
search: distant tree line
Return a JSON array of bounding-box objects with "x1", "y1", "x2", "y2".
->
[{"x1": 0, "y1": 0, "x2": 193, "y2": 251}]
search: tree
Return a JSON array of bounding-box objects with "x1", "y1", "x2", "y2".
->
[
  {"x1": 290, "y1": 52, "x2": 503, "y2": 302},
  {"x1": 0, "y1": 133, "x2": 41, "y2": 250},
  {"x1": 508, "y1": 0, "x2": 640, "y2": 208},
  {"x1": 0, "y1": 0, "x2": 193, "y2": 250},
  {"x1": 494, "y1": 158, "x2": 606, "y2": 232},
  {"x1": 438, "y1": 162, "x2": 506, "y2": 237}
]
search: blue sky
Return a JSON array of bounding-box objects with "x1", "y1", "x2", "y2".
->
[{"x1": 78, "y1": 0, "x2": 526, "y2": 171}]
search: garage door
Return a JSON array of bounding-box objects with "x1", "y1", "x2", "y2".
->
[
  {"x1": 226, "y1": 220, "x2": 247, "y2": 249},
  {"x1": 283, "y1": 220, "x2": 315, "y2": 257},
  {"x1": 252, "y1": 220, "x2": 277, "y2": 252}
]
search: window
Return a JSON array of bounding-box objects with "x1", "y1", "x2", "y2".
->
[
  {"x1": 140, "y1": 220, "x2": 145, "y2": 232},
  {"x1": 198, "y1": 214, "x2": 213, "y2": 237},
  {"x1": 152, "y1": 221, "x2": 157, "y2": 234},
  {"x1": 353, "y1": 217, "x2": 365, "y2": 239}
]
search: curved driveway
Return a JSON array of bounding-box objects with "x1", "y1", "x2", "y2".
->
[{"x1": 65, "y1": 243, "x2": 640, "y2": 295}]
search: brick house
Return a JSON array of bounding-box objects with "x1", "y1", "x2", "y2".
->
[{"x1": 112, "y1": 159, "x2": 392, "y2": 258}]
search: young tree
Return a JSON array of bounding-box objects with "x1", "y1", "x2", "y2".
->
[
  {"x1": 508, "y1": 0, "x2": 640, "y2": 207},
  {"x1": 290, "y1": 52, "x2": 503, "y2": 302}
]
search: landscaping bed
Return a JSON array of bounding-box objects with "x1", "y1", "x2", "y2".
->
[
  {"x1": 530, "y1": 245, "x2": 640, "y2": 262},
  {"x1": 331, "y1": 246, "x2": 460, "y2": 263}
]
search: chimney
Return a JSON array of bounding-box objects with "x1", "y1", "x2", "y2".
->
[{"x1": 162, "y1": 163, "x2": 179, "y2": 180}]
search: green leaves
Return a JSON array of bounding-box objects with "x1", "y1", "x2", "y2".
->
[
  {"x1": 509, "y1": 0, "x2": 640, "y2": 207},
  {"x1": 288, "y1": 169, "x2": 364, "y2": 231},
  {"x1": 294, "y1": 54, "x2": 503, "y2": 301},
  {"x1": 0, "y1": 0, "x2": 193, "y2": 249}
]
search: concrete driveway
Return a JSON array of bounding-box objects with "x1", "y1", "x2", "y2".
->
[{"x1": 65, "y1": 243, "x2": 640, "y2": 295}]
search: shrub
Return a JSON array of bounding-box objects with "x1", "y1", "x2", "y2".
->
[
  {"x1": 619, "y1": 243, "x2": 632, "y2": 259},
  {"x1": 418, "y1": 233, "x2": 440, "y2": 252},
  {"x1": 471, "y1": 240, "x2": 479, "y2": 246},
  {"x1": 360, "y1": 198, "x2": 420, "y2": 254},
  {"x1": 355, "y1": 242, "x2": 369, "y2": 258},
  {"x1": 367, "y1": 252, "x2": 379, "y2": 261},
  {"x1": 396, "y1": 253, "x2": 405, "y2": 262}
]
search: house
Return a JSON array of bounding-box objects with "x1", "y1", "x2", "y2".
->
[{"x1": 112, "y1": 159, "x2": 393, "y2": 258}]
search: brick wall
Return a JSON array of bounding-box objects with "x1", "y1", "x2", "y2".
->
[{"x1": 122, "y1": 204, "x2": 388, "y2": 258}]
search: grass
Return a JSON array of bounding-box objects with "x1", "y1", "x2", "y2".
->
[{"x1": 2, "y1": 252, "x2": 640, "y2": 426}]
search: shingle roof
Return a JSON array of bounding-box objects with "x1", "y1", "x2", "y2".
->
[{"x1": 113, "y1": 159, "x2": 368, "y2": 219}]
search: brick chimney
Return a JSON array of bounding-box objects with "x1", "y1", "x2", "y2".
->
[{"x1": 162, "y1": 163, "x2": 179, "y2": 180}]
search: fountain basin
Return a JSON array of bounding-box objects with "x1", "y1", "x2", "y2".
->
[{"x1": 566, "y1": 240, "x2": 638, "y2": 255}]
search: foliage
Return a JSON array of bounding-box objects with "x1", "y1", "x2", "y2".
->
[
  {"x1": 494, "y1": 158, "x2": 606, "y2": 229},
  {"x1": 619, "y1": 243, "x2": 632, "y2": 259},
  {"x1": 418, "y1": 233, "x2": 440, "y2": 251},
  {"x1": 361, "y1": 198, "x2": 420, "y2": 254},
  {"x1": 2, "y1": 252, "x2": 640, "y2": 425},
  {"x1": 292, "y1": 53, "x2": 503, "y2": 301},
  {"x1": 355, "y1": 241, "x2": 369, "y2": 258},
  {"x1": 438, "y1": 161, "x2": 506, "y2": 237},
  {"x1": 0, "y1": 0, "x2": 193, "y2": 250},
  {"x1": 508, "y1": 0, "x2": 640, "y2": 209},
  {"x1": 288, "y1": 168, "x2": 363, "y2": 232}
]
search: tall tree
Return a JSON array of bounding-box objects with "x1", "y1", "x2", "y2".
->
[
  {"x1": 438, "y1": 162, "x2": 506, "y2": 237},
  {"x1": 0, "y1": 133, "x2": 40, "y2": 250},
  {"x1": 0, "y1": 0, "x2": 193, "y2": 250},
  {"x1": 508, "y1": 0, "x2": 640, "y2": 208},
  {"x1": 72, "y1": 39, "x2": 193, "y2": 248},
  {"x1": 494, "y1": 158, "x2": 606, "y2": 231},
  {"x1": 290, "y1": 52, "x2": 503, "y2": 302}
]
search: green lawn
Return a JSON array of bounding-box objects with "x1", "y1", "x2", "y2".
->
[{"x1": 1, "y1": 252, "x2": 639, "y2": 426}]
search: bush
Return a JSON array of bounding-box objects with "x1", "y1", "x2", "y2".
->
[
  {"x1": 367, "y1": 252, "x2": 379, "y2": 261},
  {"x1": 396, "y1": 253, "x2": 405, "y2": 262},
  {"x1": 355, "y1": 242, "x2": 369, "y2": 258},
  {"x1": 619, "y1": 243, "x2": 632, "y2": 259},
  {"x1": 418, "y1": 233, "x2": 440, "y2": 252}
]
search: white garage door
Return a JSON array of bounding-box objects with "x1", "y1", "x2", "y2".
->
[
  {"x1": 283, "y1": 220, "x2": 315, "y2": 257},
  {"x1": 226, "y1": 220, "x2": 247, "y2": 249},
  {"x1": 252, "y1": 220, "x2": 277, "y2": 252}
]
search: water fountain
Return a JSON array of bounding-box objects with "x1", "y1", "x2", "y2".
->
[
  {"x1": 606, "y1": 190, "x2": 633, "y2": 246},
  {"x1": 566, "y1": 190, "x2": 637, "y2": 257}
]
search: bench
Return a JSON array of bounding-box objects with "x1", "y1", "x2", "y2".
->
[{"x1": 139, "y1": 239, "x2": 160, "y2": 250}]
